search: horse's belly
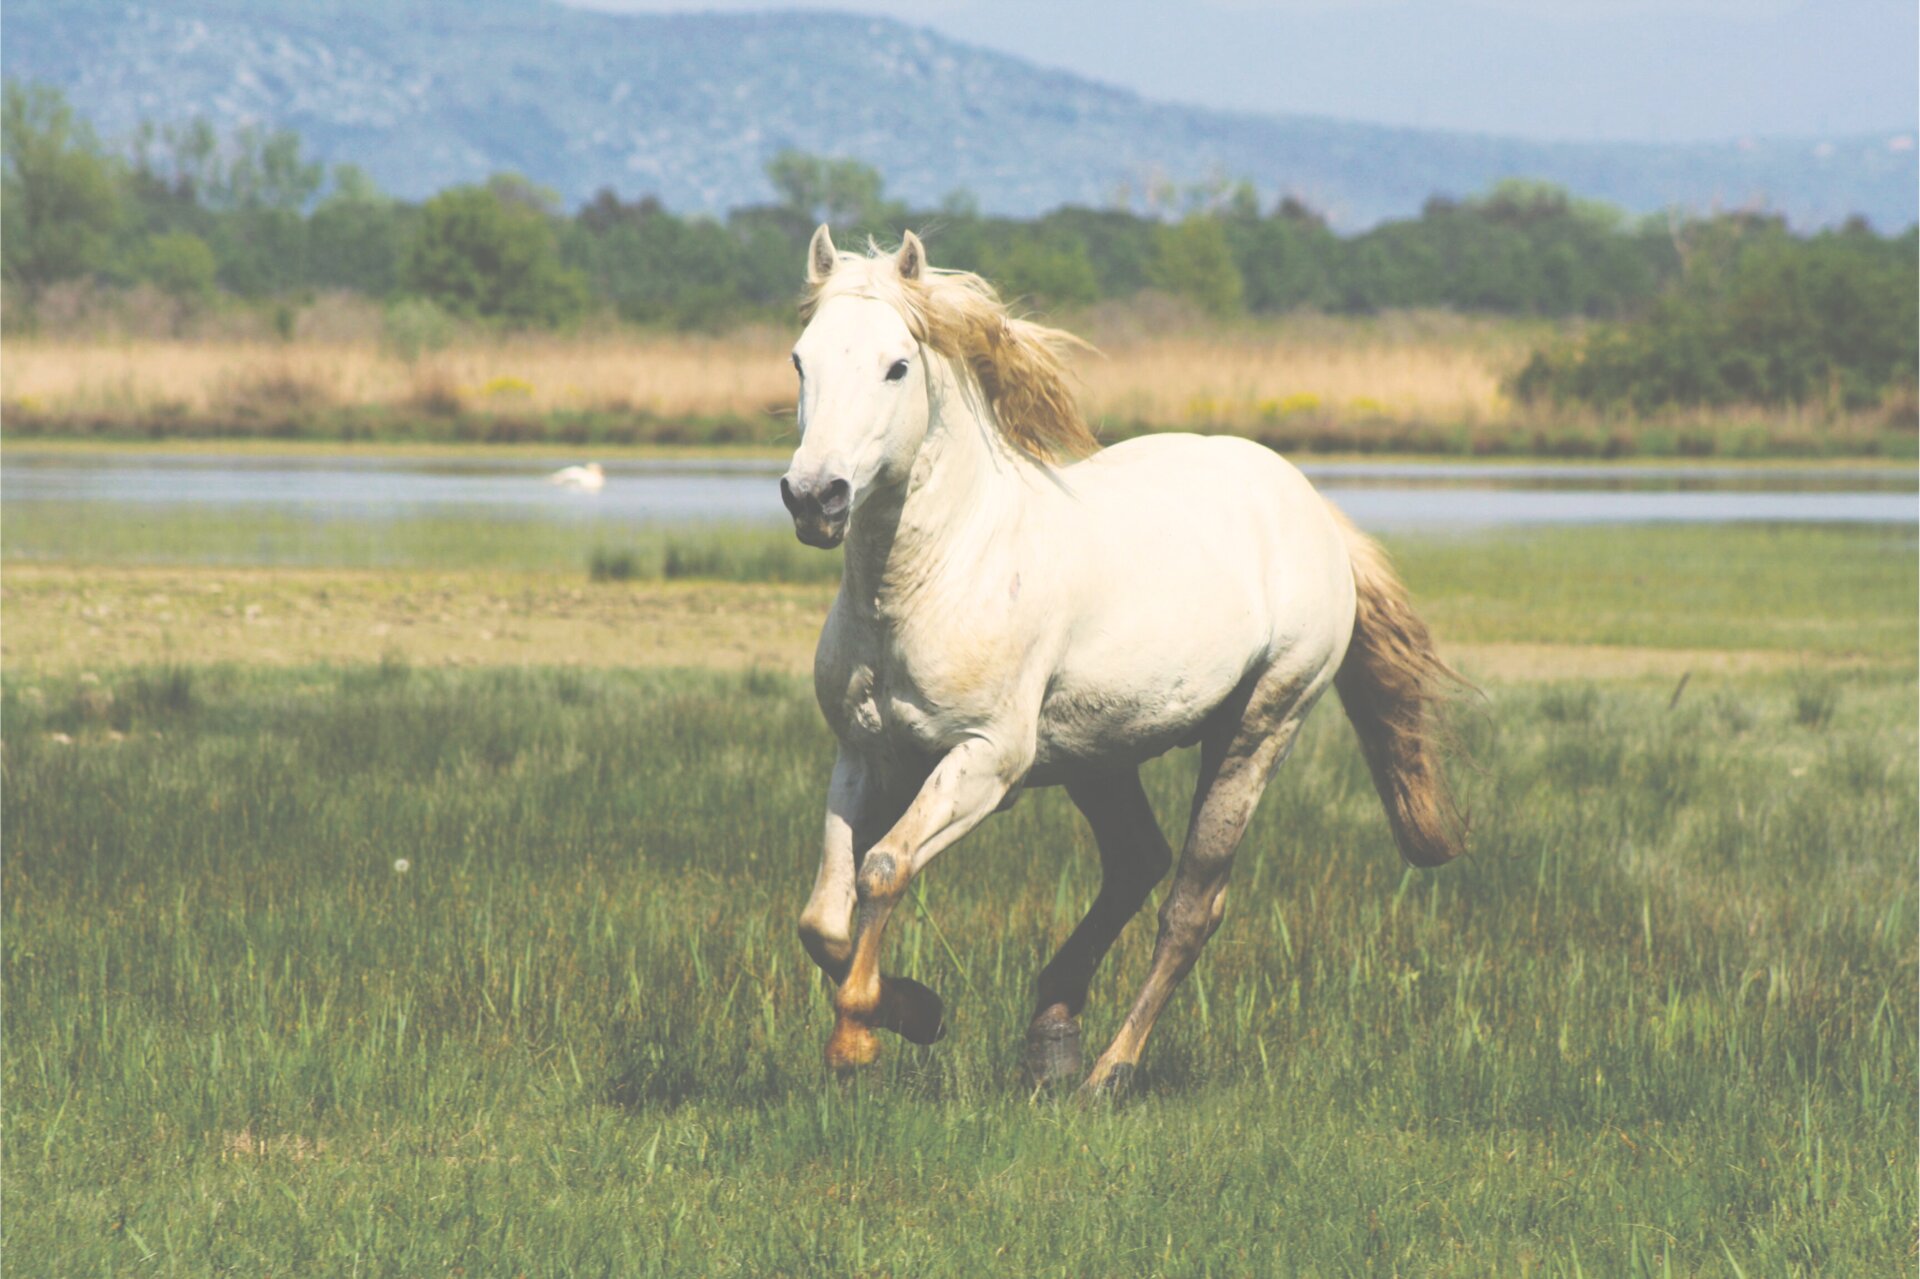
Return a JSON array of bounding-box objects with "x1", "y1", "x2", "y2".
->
[{"x1": 1033, "y1": 656, "x2": 1246, "y2": 772}]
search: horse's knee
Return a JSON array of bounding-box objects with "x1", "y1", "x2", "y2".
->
[
  {"x1": 855, "y1": 847, "x2": 906, "y2": 902},
  {"x1": 1156, "y1": 890, "x2": 1208, "y2": 938}
]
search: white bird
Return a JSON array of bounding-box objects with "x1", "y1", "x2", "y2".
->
[{"x1": 547, "y1": 462, "x2": 606, "y2": 491}]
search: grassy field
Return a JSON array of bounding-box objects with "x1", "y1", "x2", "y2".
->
[
  {"x1": 4, "y1": 523, "x2": 1915, "y2": 1275},
  {"x1": 6, "y1": 320, "x2": 1910, "y2": 457},
  {"x1": 4, "y1": 520, "x2": 1914, "y2": 674}
]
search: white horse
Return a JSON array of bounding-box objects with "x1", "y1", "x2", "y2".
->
[{"x1": 781, "y1": 227, "x2": 1464, "y2": 1094}]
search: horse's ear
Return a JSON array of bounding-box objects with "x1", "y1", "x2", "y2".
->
[
  {"x1": 807, "y1": 224, "x2": 837, "y2": 283},
  {"x1": 896, "y1": 230, "x2": 926, "y2": 282}
]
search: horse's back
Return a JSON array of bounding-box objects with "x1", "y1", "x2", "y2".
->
[{"x1": 1062, "y1": 433, "x2": 1352, "y2": 638}]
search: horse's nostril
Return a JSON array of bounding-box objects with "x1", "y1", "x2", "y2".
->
[
  {"x1": 779, "y1": 477, "x2": 800, "y2": 514},
  {"x1": 820, "y1": 478, "x2": 851, "y2": 514}
]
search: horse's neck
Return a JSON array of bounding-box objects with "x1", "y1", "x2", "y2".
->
[{"x1": 841, "y1": 357, "x2": 1029, "y2": 616}]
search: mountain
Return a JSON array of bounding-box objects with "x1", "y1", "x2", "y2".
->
[{"x1": 5, "y1": 0, "x2": 1914, "y2": 230}]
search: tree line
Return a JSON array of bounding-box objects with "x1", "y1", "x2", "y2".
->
[{"x1": 5, "y1": 81, "x2": 1914, "y2": 412}]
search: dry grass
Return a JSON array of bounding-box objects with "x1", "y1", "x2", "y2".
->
[
  {"x1": 1, "y1": 316, "x2": 1524, "y2": 431},
  {"x1": 1083, "y1": 331, "x2": 1515, "y2": 430},
  {"x1": 8, "y1": 314, "x2": 1905, "y2": 457},
  {"x1": 1, "y1": 331, "x2": 800, "y2": 422}
]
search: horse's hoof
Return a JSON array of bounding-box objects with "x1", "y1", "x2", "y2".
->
[
  {"x1": 880, "y1": 976, "x2": 946, "y2": 1046},
  {"x1": 1024, "y1": 1009, "x2": 1083, "y2": 1088},
  {"x1": 1076, "y1": 1061, "x2": 1136, "y2": 1103},
  {"x1": 824, "y1": 1018, "x2": 882, "y2": 1073}
]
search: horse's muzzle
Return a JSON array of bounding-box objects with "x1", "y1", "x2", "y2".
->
[{"x1": 780, "y1": 474, "x2": 851, "y2": 549}]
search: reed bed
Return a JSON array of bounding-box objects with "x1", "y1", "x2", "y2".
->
[
  {"x1": 0, "y1": 316, "x2": 1528, "y2": 428},
  {"x1": 1, "y1": 332, "x2": 800, "y2": 422},
  {"x1": 8, "y1": 322, "x2": 1906, "y2": 458}
]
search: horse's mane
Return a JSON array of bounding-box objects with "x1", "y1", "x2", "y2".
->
[{"x1": 800, "y1": 245, "x2": 1101, "y2": 463}]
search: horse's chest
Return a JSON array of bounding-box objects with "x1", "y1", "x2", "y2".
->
[
  {"x1": 827, "y1": 659, "x2": 948, "y2": 752},
  {"x1": 822, "y1": 618, "x2": 1008, "y2": 758},
  {"x1": 837, "y1": 663, "x2": 890, "y2": 742}
]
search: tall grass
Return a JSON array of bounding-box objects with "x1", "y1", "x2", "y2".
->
[
  {"x1": 2, "y1": 314, "x2": 1522, "y2": 420},
  {"x1": 12, "y1": 311, "x2": 1909, "y2": 457},
  {"x1": 1, "y1": 332, "x2": 799, "y2": 423},
  {"x1": 4, "y1": 664, "x2": 1914, "y2": 1274}
]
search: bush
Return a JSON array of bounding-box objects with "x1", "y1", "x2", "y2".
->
[
  {"x1": 1511, "y1": 220, "x2": 1919, "y2": 412},
  {"x1": 1149, "y1": 217, "x2": 1243, "y2": 317},
  {"x1": 588, "y1": 546, "x2": 639, "y2": 582},
  {"x1": 133, "y1": 231, "x2": 217, "y2": 299},
  {"x1": 402, "y1": 182, "x2": 588, "y2": 326},
  {"x1": 382, "y1": 297, "x2": 454, "y2": 362}
]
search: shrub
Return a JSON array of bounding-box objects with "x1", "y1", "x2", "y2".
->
[
  {"x1": 1511, "y1": 219, "x2": 1918, "y2": 413},
  {"x1": 401, "y1": 182, "x2": 588, "y2": 326},
  {"x1": 133, "y1": 231, "x2": 217, "y2": 300},
  {"x1": 382, "y1": 297, "x2": 454, "y2": 362},
  {"x1": 588, "y1": 546, "x2": 639, "y2": 582}
]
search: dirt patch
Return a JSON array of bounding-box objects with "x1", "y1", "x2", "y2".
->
[
  {"x1": 2, "y1": 565, "x2": 831, "y2": 675},
  {"x1": 3, "y1": 564, "x2": 1896, "y2": 681}
]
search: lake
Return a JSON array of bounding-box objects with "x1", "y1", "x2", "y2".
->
[{"x1": 4, "y1": 451, "x2": 1912, "y2": 532}]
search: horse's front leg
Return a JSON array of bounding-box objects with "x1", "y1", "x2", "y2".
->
[
  {"x1": 825, "y1": 736, "x2": 1025, "y2": 1072},
  {"x1": 797, "y1": 748, "x2": 876, "y2": 984}
]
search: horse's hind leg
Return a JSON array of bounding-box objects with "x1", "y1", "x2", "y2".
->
[
  {"x1": 1081, "y1": 671, "x2": 1330, "y2": 1096},
  {"x1": 1025, "y1": 769, "x2": 1172, "y2": 1087}
]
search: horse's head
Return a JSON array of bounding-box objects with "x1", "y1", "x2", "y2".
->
[{"x1": 781, "y1": 225, "x2": 931, "y2": 549}]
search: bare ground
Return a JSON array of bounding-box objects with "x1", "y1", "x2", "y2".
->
[{"x1": 3, "y1": 565, "x2": 1891, "y2": 683}]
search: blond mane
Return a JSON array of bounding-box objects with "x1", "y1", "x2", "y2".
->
[{"x1": 801, "y1": 244, "x2": 1101, "y2": 463}]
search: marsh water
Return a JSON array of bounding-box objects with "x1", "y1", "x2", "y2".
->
[{"x1": 6, "y1": 451, "x2": 1913, "y2": 531}]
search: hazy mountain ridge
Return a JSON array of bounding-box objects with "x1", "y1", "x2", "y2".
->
[{"x1": 7, "y1": 0, "x2": 1914, "y2": 229}]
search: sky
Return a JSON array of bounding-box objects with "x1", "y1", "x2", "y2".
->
[{"x1": 563, "y1": 0, "x2": 1919, "y2": 144}]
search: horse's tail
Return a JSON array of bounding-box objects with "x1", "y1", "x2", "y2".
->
[{"x1": 1326, "y1": 503, "x2": 1469, "y2": 868}]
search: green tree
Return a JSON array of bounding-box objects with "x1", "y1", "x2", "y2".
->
[
  {"x1": 764, "y1": 150, "x2": 889, "y2": 226},
  {"x1": 1039, "y1": 208, "x2": 1157, "y2": 297},
  {"x1": 309, "y1": 165, "x2": 410, "y2": 294},
  {"x1": 1228, "y1": 201, "x2": 1338, "y2": 312},
  {"x1": 222, "y1": 125, "x2": 323, "y2": 212},
  {"x1": 1, "y1": 81, "x2": 122, "y2": 293},
  {"x1": 1512, "y1": 218, "x2": 1918, "y2": 411},
  {"x1": 982, "y1": 236, "x2": 1100, "y2": 309},
  {"x1": 133, "y1": 230, "x2": 218, "y2": 299},
  {"x1": 1149, "y1": 216, "x2": 1244, "y2": 317},
  {"x1": 570, "y1": 190, "x2": 771, "y2": 329},
  {"x1": 403, "y1": 182, "x2": 588, "y2": 325}
]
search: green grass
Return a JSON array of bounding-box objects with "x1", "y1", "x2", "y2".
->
[
  {"x1": 1400, "y1": 524, "x2": 1918, "y2": 660},
  {"x1": 6, "y1": 503, "x2": 1912, "y2": 662},
  {"x1": 1, "y1": 503, "x2": 843, "y2": 582},
  {"x1": 5, "y1": 662, "x2": 1914, "y2": 1275}
]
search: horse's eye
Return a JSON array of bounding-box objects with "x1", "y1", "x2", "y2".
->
[
  {"x1": 885, "y1": 359, "x2": 910, "y2": 382},
  {"x1": 791, "y1": 353, "x2": 803, "y2": 376}
]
